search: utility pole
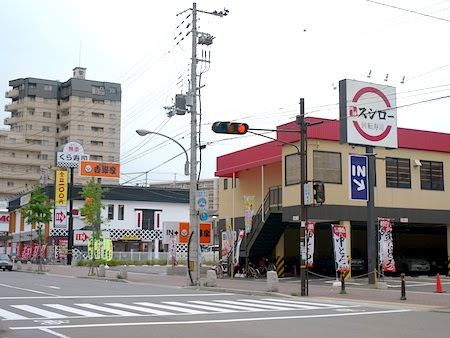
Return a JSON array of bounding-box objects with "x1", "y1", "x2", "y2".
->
[
  {"x1": 297, "y1": 98, "x2": 308, "y2": 296},
  {"x1": 186, "y1": 2, "x2": 228, "y2": 286}
]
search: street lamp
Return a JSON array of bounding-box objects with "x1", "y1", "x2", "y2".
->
[{"x1": 136, "y1": 129, "x2": 189, "y2": 176}]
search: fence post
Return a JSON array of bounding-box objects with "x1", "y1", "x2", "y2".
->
[{"x1": 400, "y1": 273, "x2": 406, "y2": 300}]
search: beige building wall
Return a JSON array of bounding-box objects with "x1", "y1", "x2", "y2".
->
[{"x1": 218, "y1": 161, "x2": 282, "y2": 219}]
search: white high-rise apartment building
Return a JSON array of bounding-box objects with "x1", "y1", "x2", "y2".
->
[{"x1": 1, "y1": 67, "x2": 121, "y2": 200}]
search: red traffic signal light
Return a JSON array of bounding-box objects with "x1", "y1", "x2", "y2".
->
[{"x1": 212, "y1": 121, "x2": 249, "y2": 134}]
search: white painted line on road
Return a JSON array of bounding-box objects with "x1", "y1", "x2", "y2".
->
[
  {"x1": 236, "y1": 299, "x2": 311, "y2": 310},
  {"x1": 165, "y1": 301, "x2": 235, "y2": 313},
  {"x1": 74, "y1": 303, "x2": 139, "y2": 316},
  {"x1": 44, "y1": 304, "x2": 106, "y2": 317},
  {"x1": 0, "y1": 293, "x2": 233, "y2": 300},
  {"x1": 105, "y1": 303, "x2": 173, "y2": 316},
  {"x1": 135, "y1": 302, "x2": 206, "y2": 314},
  {"x1": 0, "y1": 283, "x2": 59, "y2": 296},
  {"x1": 9, "y1": 309, "x2": 412, "y2": 331},
  {"x1": 39, "y1": 327, "x2": 71, "y2": 338},
  {"x1": 0, "y1": 308, "x2": 28, "y2": 320},
  {"x1": 11, "y1": 305, "x2": 67, "y2": 319},
  {"x1": 262, "y1": 298, "x2": 353, "y2": 309},
  {"x1": 188, "y1": 301, "x2": 263, "y2": 312},
  {"x1": 35, "y1": 284, "x2": 61, "y2": 290}
]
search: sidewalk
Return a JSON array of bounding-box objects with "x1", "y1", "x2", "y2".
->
[{"x1": 17, "y1": 263, "x2": 450, "y2": 310}]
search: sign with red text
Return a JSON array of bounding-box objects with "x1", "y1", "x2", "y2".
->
[
  {"x1": 54, "y1": 206, "x2": 67, "y2": 228},
  {"x1": 339, "y1": 79, "x2": 397, "y2": 148},
  {"x1": 55, "y1": 170, "x2": 68, "y2": 206}
]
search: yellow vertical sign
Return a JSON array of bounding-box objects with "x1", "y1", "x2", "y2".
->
[{"x1": 55, "y1": 170, "x2": 68, "y2": 206}]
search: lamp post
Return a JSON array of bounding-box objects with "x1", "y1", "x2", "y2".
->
[{"x1": 136, "y1": 129, "x2": 189, "y2": 176}]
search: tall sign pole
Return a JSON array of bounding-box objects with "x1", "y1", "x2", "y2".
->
[{"x1": 189, "y1": 2, "x2": 200, "y2": 285}]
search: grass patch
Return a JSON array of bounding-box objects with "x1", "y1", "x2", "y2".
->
[{"x1": 290, "y1": 292, "x2": 299, "y2": 297}]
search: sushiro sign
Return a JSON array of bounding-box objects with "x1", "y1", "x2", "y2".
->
[{"x1": 339, "y1": 79, "x2": 398, "y2": 149}]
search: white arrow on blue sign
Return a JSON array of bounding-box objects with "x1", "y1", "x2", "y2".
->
[{"x1": 349, "y1": 155, "x2": 368, "y2": 201}]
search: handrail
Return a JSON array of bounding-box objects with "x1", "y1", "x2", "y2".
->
[{"x1": 245, "y1": 186, "x2": 282, "y2": 253}]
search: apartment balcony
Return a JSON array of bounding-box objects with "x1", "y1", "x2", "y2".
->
[
  {"x1": 59, "y1": 113, "x2": 71, "y2": 124},
  {"x1": 59, "y1": 99, "x2": 71, "y2": 111},
  {"x1": 5, "y1": 88, "x2": 19, "y2": 99},
  {"x1": 4, "y1": 102, "x2": 19, "y2": 112}
]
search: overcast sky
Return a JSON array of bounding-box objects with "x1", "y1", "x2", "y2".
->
[{"x1": 1, "y1": 0, "x2": 449, "y2": 185}]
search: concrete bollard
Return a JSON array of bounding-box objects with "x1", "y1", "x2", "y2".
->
[
  {"x1": 266, "y1": 271, "x2": 279, "y2": 292},
  {"x1": 120, "y1": 266, "x2": 128, "y2": 279},
  {"x1": 206, "y1": 269, "x2": 217, "y2": 287},
  {"x1": 98, "y1": 264, "x2": 105, "y2": 277},
  {"x1": 26, "y1": 261, "x2": 32, "y2": 272},
  {"x1": 16, "y1": 261, "x2": 22, "y2": 271}
]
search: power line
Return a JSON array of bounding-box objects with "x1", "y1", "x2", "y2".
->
[{"x1": 366, "y1": 0, "x2": 450, "y2": 22}]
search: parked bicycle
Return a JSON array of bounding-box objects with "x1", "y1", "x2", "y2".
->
[
  {"x1": 243, "y1": 262, "x2": 260, "y2": 278},
  {"x1": 211, "y1": 260, "x2": 225, "y2": 278},
  {"x1": 257, "y1": 257, "x2": 276, "y2": 277}
]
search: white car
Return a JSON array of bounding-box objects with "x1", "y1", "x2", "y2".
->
[
  {"x1": 0, "y1": 253, "x2": 13, "y2": 271},
  {"x1": 395, "y1": 252, "x2": 430, "y2": 273}
]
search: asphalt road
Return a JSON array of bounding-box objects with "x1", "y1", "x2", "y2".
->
[{"x1": 1, "y1": 272, "x2": 449, "y2": 338}]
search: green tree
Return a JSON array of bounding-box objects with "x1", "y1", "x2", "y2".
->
[
  {"x1": 20, "y1": 184, "x2": 53, "y2": 271},
  {"x1": 79, "y1": 178, "x2": 109, "y2": 276}
]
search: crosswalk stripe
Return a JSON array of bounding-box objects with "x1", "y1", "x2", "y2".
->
[
  {"x1": 0, "y1": 308, "x2": 28, "y2": 320},
  {"x1": 135, "y1": 302, "x2": 205, "y2": 314},
  {"x1": 262, "y1": 298, "x2": 345, "y2": 309},
  {"x1": 189, "y1": 301, "x2": 263, "y2": 312},
  {"x1": 258, "y1": 299, "x2": 328, "y2": 310},
  {"x1": 234, "y1": 299, "x2": 296, "y2": 310},
  {"x1": 74, "y1": 303, "x2": 139, "y2": 316},
  {"x1": 217, "y1": 300, "x2": 286, "y2": 310},
  {"x1": 105, "y1": 303, "x2": 173, "y2": 316},
  {"x1": 11, "y1": 305, "x2": 67, "y2": 318},
  {"x1": 163, "y1": 301, "x2": 234, "y2": 313},
  {"x1": 43, "y1": 304, "x2": 106, "y2": 317}
]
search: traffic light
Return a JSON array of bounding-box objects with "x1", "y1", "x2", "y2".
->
[
  {"x1": 313, "y1": 181, "x2": 325, "y2": 204},
  {"x1": 211, "y1": 121, "x2": 249, "y2": 134}
]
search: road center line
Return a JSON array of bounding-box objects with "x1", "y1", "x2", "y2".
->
[{"x1": 0, "y1": 283, "x2": 59, "y2": 296}]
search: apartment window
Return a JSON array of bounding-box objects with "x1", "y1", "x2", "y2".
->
[
  {"x1": 42, "y1": 126, "x2": 50, "y2": 132},
  {"x1": 78, "y1": 111, "x2": 85, "y2": 116},
  {"x1": 44, "y1": 98, "x2": 52, "y2": 104},
  {"x1": 313, "y1": 151, "x2": 342, "y2": 184},
  {"x1": 108, "y1": 128, "x2": 115, "y2": 134},
  {"x1": 44, "y1": 85, "x2": 52, "y2": 91},
  {"x1": 108, "y1": 142, "x2": 115, "y2": 148},
  {"x1": 41, "y1": 154, "x2": 48, "y2": 160},
  {"x1": 92, "y1": 112, "x2": 104, "y2": 118},
  {"x1": 77, "y1": 125, "x2": 84, "y2": 131},
  {"x1": 91, "y1": 126, "x2": 104, "y2": 132},
  {"x1": 109, "y1": 113, "x2": 116, "y2": 120},
  {"x1": 224, "y1": 179, "x2": 228, "y2": 190},
  {"x1": 110, "y1": 100, "x2": 117, "y2": 106},
  {"x1": 26, "y1": 124, "x2": 32, "y2": 130},
  {"x1": 28, "y1": 83, "x2": 36, "y2": 89},
  {"x1": 109, "y1": 87, "x2": 117, "y2": 94},
  {"x1": 108, "y1": 204, "x2": 114, "y2": 220},
  {"x1": 7, "y1": 181, "x2": 14, "y2": 187},
  {"x1": 108, "y1": 156, "x2": 114, "y2": 162},
  {"x1": 43, "y1": 111, "x2": 51, "y2": 118},
  {"x1": 118, "y1": 205, "x2": 124, "y2": 220},
  {"x1": 28, "y1": 96, "x2": 36, "y2": 101},
  {"x1": 91, "y1": 155, "x2": 103, "y2": 161},
  {"x1": 91, "y1": 141, "x2": 103, "y2": 147},
  {"x1": 386, "y1": 157, "x2": 411, "y2": 188},
  {"x1": 42, "y1": 140, "x2": 49, "y2": 146},
  {"x1": 77, "y1": 139, "x2": 84, "y2": 145},
  {"x1": 420, "y1": 160, "x2": 444, "y2": 191},
  {"x1": 92, "y1": 99, "x2": 105, "y2": 105},
  {"x1": 8, "y1": 138, "x2": 16, "y2": 143},
  {"x1": 79, "y1": 97, "x2": 85, "y2": 103},
  {"x1": 28, "y1": 110, "x2": 34, "y2": 116},
  {"x1": 92, "y1": 86, "x2": 105, "y2": 95},
  {"x1": 10, "y1": 152, "x2": 15, "y2": 157}
]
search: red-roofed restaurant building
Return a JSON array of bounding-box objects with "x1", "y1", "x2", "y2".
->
[{"x1": 215, "y1": 117, "x2": 450, "y2": 277}]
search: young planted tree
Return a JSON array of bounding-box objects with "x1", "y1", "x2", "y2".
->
[
  {"x1": 20, "y1": 184, "x2": 53, "y2": 271},
  {"x1": 79, "y1": 178, "x2": 109, "y2": 276}
]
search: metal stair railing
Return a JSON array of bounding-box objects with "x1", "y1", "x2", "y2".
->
[{"x1": 244, "y1": 186, "x2": 282, "y2": 254}]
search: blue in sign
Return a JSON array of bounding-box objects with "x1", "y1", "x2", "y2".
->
[
  {"x1": 350, "y1": 155, "x2": 368, "y2": 201},
  {"x1": 197, "y1": 197, "x2": 207, "y2": 208},
  {"x1": 200, "y1": 211, "x2": 209, "y2": 221}
]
